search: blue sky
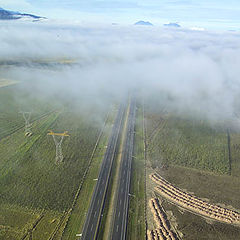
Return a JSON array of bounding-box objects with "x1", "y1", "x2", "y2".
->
[{"x1": 1, "y1": 0, "x2": 240, "y2": 29}]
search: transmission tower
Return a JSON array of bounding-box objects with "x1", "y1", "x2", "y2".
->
[
  {"x1": 47, "y1": 130, "x2": 69, "y2": 164},
  {"x1": 20, "y1": 111, "x2": 32, "y2": 136}
]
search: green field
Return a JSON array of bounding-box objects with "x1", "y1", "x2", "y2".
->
[
  {"x1": 144, "y1": 98, "x2": 240, "y2": 240},
  {"x1": 0, "y1": 84, "x2": 59, "y2": 139},
  {"x1": 146, "y1": 111, "x2": 230, "y2": 174},
  {"x1": 2, "y1": 82, "x2": 240, "y2": 240},
  {"x1": 0, "y1": 83, "x2": 111, "y2": 239}
]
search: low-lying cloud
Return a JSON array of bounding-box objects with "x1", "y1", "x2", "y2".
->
[{"x1": 1, "y1": 21, "x2": 240, "y2": 123}]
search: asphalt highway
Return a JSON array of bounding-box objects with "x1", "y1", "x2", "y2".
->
[
  {"x1": 111, "y1": 98, "x2": 136, "y2": 240},
  {"x1": 81, "y1": 104, "x2": 125, "y2": 240}
]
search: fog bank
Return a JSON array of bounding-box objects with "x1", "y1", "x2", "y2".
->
[{"x1": 1, "y1": 22, "x2": 240, "y2": 122}]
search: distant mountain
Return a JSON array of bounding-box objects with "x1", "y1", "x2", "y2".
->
[
  {"x1": 0, "y1": 7, "x2": 46, "y2": 21},
  {"x1": 164, "y1": 22, "x2": 181, "y2": 28},
  {"x1": 134, "y1": 21, "x2": 153, "y2": 26}
]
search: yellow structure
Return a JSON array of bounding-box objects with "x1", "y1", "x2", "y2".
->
[{"x1": 47, "y1": 130, "x2": 70, "y2": 137}]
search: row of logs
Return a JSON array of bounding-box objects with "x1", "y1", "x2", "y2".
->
[
  {"x1": 147, "y1": 198, "x2": 178, "y2": 240},
  {"x1": 150, "y1": 173, "x2": 240, "y2": 225}
]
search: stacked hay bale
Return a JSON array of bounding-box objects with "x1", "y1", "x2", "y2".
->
[
  {"x1": 150, "y1": 173, "x2": 240, "y2": 225},
  {"x1": 148, "y1": 198, "x2": 178, "y2": 240}
]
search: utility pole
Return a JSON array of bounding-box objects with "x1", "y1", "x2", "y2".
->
[
  {"x1": 20, "y1": 111, "x2": 32, "y2": 136},
  {"x1": 47, "y1": 130, "x2": 69, "y2": 164}
]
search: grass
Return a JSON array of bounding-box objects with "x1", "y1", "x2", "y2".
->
[
  {"x1": 127, "y1": 104, "x2": 146, "y2": 240},
  {"x1": 0, "y1": 112, "x2": 61, "y2": 210},
  {"x1": 229, "y1": 132, "x2": 240, "y2": 177},
  {"x1": 0, "y1": 110, "x2": 107, "y2": 211},
  {"x1": 0, "y1": 82, "x2": 111, "y2": 239},
  {"x1": 0, "y1": 83, "x2": 58, "y2": 139},
  {"x1": 0, "y1": 204, "x2": 39, "y2": 230},
  {"x1": 146, "y1": 112, "x2": 230, "y2": 174},
  {"x1": 0, "y1": 204, "x2": 62, "y2": 240},
  {"x1": 32, "y1": 211, "x2": 63, "y2": 240}
]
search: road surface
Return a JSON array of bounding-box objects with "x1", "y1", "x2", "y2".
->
[
  {"x1": 81, "y1": 104, "x2": 125, "y2": 240},
  {"x1": 111, "y1": 98, "x2": 136, "y2": 240}
]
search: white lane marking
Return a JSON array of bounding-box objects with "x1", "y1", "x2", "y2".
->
[
  {"x1": 117, "y1": 225, "x2": 119, "y2": 232},
  {"x1": 120, "y1": 199, "x2": 122, "y2": 206},
  {"x1": 91, "y1": 224, "x2": 94, "y2": 231},
  {"x1": 94, "y1": 211, "x2": 97, "y2": 217},
  {"x1": 97, "y1": 199, "x2": 100, "y2": 205},
  {"x1": 118, "y1": 211, "x2": 121, "y2": 218}
]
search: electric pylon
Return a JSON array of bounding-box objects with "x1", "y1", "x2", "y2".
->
[
  {"x1": 47, "y1": 130, "x2": 69, "y2": 164},
  {"x1": 20, "y1": 111, "x2": 32, "y2": 136}
]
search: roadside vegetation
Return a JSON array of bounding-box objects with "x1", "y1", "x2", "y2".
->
[{"x1": 62, "y1": 109, "x2": 115, "y2": 240}]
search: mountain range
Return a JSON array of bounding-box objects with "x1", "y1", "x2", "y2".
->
[
  {"x1": 0, "y1": 7, "x2": 45, "y2": 21},
  {"x1": 134, "y1": 21, "x2": 153, "y2": 26},
  {"x1": 163, "y1": 22, "x2": 181, "y2": 28}
]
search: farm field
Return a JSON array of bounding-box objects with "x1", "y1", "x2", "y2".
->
[
  {"x1": 148, "y1": 198, "x2": 179, "y2": 240},
  {"x1": 229, "y1": 133, "x2": 240, "y2": 177},
  {"x1": 0, "y1": 82, "x2": 112, "y2": 239},
  {"x1": 0, "y1": 83, "x2": 59, "y2": 139},
  {"x1": 144, "y1": 98, "x2": 240, "y2": 240},
  {"x1": 145, "y1": 111, "x2": 230, "y2": 175},
  {"x1": 2, "y1": 80, "x2": 240, "y2": 240},
  {"x1": 0, "y1": 204, "x2": 62, "y2": 240},
  {"x1": 155, "y1": 166, "x2": 240, "y2": 240}
]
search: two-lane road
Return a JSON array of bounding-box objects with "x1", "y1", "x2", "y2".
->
[{"x1": 81, "y1": 104, "x2": 125, "y2": 240}]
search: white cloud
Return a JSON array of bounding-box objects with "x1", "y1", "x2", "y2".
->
[
  {"x1": 1, "y1": 22, "x2": 240, "y2": 123},
  {"x1": 0, "y1": 0, "x2": 32, "y2": 11},
  {"x1": 190, "y1": 27, "x2": 205, "y2": 31}
]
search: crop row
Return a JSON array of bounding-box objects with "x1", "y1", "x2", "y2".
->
[
  {"x1": 150, "y1": 173, "x2": 240, "y2": 225},
  {"x1": 147, "y1": 198, "x2": 178, "y2": 240}
]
